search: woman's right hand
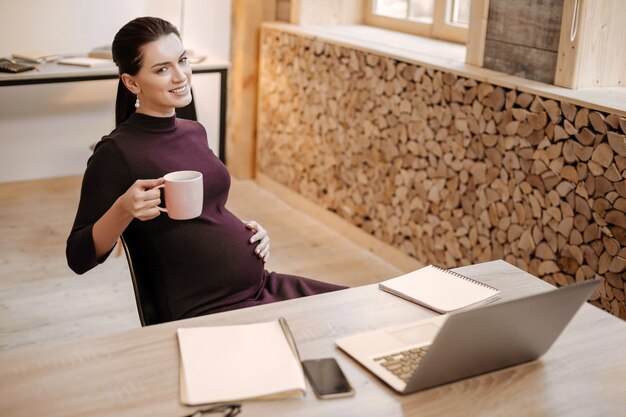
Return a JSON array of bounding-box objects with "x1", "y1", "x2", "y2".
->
[{"x1": 117, "y1": 178, "x2": 165, "y2": 221}]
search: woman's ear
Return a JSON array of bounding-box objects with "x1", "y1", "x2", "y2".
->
[{"x1": 121, "y1": 73, "x2": 140, "y2": 95}]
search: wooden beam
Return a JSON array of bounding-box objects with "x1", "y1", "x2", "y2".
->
[
  {"x1": 228, "y1": 0, "x2": 276, "y2": 178},
  {"x1": 465, "y1": 0, "x2": 490, "y2": 66}
]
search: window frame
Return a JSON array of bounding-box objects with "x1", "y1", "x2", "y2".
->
[{"x1": 364, "y1": 0, "x2": 469, "y2": 44}]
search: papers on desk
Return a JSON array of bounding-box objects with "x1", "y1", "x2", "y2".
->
[
  {"x1": 177, "y1": 318, "x2": 306, "y2": 405},
  {"x1": 57, "y1": 57, "x2": 112, "y2": 67},
  {"x1": 11, "y1": 51, "x2": 59, "y2": 63}
]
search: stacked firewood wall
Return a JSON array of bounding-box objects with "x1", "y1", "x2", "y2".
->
[{"x1": 257, "y1": 29, "x2": 626, "y2": 319}]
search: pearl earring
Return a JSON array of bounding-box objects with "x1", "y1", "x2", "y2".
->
[{"x1": 135, "y1": 96, "x2": 140, "y2": 108}]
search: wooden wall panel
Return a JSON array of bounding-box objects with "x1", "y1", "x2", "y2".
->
[
  {"x1": 483, "y1": 0, "x2": 563, "y2": 84},
  {"x1": 290, "y1": 0, "x2": 363, "y2": 25},
  {"x1": 276, "y1": 0, "x2": 291, "y2": 22},
  {"x1": 483, "y1": 39, "x2": 558, "y2": 84},
  {"x1": 486, "y1": 0, "x2": 563, "y2": 50}
]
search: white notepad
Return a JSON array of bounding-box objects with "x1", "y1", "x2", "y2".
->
[
  {"x1": 177, "y1": 319, "x2": 306, "y2": 406},
  {"x1": 379, "y1": 265, "x2": 500, "y2": 313}
]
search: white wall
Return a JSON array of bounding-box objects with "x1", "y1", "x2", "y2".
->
[
  {"x1": 0, "y1": 0, "x2": 231, "y2": 183},
  {"x1": 182, "y1": 0, "x2": 232, "y2": 161}
]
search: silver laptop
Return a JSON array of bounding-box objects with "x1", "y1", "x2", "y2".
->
[{"x1": 336, "y1": 277, "x2": 601, "y2": 393}]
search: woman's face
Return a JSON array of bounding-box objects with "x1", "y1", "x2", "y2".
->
[{"x1": 124, "y1": 33, "x2": 192, "y2": 117}]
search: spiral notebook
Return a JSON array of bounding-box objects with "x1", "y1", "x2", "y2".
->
[{"x1": 379, "y1": 265, "x2": 500, "y2": 313}]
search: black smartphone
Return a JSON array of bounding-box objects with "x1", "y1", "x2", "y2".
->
[{"x1": 302, "y1": 357, "x2": 355, "y2": 399}]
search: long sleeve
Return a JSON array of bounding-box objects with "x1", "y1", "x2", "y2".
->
[{"x1": 66, "y1": 139, "x2": 132, "y2": 274}]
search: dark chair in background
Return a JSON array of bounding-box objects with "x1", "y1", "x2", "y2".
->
[{"x1": 120, "y1": 236, "x2": 171, "y2": 326}]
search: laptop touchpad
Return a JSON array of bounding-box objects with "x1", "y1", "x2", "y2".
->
[{"x1": 386, "y1": 323, "x2": 440, "y2": 345}]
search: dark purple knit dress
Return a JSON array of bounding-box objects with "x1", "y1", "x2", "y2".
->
[{"x1": 66, "y1": 113, "x2": 345, "y2": 320}]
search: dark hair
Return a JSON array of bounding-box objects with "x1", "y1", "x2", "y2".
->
[{"x1": 112, "y1": 17, "x2": 180, "y2": 126}]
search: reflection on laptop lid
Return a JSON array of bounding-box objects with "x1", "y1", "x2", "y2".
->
[{"x1": 336, "y1": 277, "x2": 602, "y2": 394}]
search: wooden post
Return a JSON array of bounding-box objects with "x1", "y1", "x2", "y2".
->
[
  {"x1": 228, "y1": 0, "x2": 276, "y2": 178},
  {"x1": 465, "y1": 0, "x2": 490, "y2": 67}
]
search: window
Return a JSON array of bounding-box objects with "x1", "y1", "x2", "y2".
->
[{"x1": 365, "y1": 0, "x2": 471, "y2": 44}]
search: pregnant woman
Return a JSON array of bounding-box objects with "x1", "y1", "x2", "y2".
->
[{"x1": 66, "y1": 16, "x2": 345, "y2": 323}]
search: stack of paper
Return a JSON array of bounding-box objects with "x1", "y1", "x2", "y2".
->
[
  {"x1": 178, "y1": 319, "x2": 306, "y2": 405},
  {"x1": 12, "y1": 51, "x2": 58, "y2": 63},
  {"x1": 57, "y1": 57, "x2": 113, "y2": 67}
]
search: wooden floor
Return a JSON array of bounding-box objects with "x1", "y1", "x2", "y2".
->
[{"x1": 0, "y1": 176, "x2": 402, "y2": 350}]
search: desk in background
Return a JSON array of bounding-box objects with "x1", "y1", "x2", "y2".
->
[
  {"x1": 0, "y1": 260, "x2": 624, "y2": 416},
  {"x1": 0, "y1": 58, "x2": 230, "y2": 162}
]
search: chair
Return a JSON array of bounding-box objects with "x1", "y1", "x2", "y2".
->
[{"x1": 120, "y1": 236, "x2": 167, "y2": 326}]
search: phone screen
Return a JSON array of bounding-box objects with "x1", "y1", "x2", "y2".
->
[{"x1": 302, "y1": 358, "x2": 354, "y2": 399}]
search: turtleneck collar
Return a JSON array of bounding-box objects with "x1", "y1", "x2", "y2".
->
[{"x1": 125, "y1": 112, "x2": 177, "y2": 132}]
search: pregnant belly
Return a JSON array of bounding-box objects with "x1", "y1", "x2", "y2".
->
[{"x1": 161, "y1": 213, "x2": 265, "y2": 302}]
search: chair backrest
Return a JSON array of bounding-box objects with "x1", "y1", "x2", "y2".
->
[{"x1": 120, "y1": 236, "x2": 163, "y2": 326}]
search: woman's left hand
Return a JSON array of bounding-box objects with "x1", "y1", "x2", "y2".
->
[{"x1": 245, "y1": 220, "x2": 270, "y2": 263}]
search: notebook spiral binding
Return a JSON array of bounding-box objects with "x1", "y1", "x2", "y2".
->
[{"x1": 431, "y1": 265, "x2": 499, "y2": 292}]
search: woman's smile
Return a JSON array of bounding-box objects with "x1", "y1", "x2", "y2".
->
[{"x1": 170, "y1": 84, "x2": 188, "y2": 94}]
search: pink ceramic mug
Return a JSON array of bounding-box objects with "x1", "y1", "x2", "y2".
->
[{"x1": 156, "y1": 171, "x2": 203, "y2": 220}]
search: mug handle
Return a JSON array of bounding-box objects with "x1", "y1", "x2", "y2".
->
[{"x1": 155, "y1": 184, "x2": 167, "y2": 213}]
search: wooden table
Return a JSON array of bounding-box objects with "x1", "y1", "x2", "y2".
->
[{"x1": 1, "y1": 260, "x2": 624, "y2": 416}]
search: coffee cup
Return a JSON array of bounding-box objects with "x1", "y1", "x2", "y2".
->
[{"x1": 156, "y1": 171, "x2": 203, "y2": 220}]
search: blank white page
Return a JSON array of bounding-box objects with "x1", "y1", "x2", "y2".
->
[{"x1": 178, "y1": 320, "x2": 306, "y2": 405}]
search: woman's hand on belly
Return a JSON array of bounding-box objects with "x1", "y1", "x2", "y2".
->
[{"x1": 245, "y1": 220, "x2": 270, "y2": 263}]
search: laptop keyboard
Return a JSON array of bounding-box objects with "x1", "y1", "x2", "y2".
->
[{"x1": 373, "y1": 346, "x2": 430, "y2": 383}]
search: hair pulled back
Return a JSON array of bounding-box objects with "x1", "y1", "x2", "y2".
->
[{"x1": 112, "y1": 17, "x2": 180, "y2": 126}]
